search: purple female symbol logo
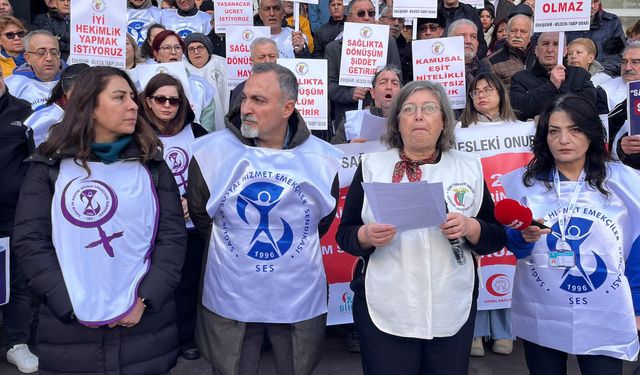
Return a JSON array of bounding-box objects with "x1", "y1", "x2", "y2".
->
[
  {"x1": 166, "y1": 146, "x2": 189, "y2": 189},
  {"x1": 61, "y1": 177, "x2": 122, "y2": 257}
]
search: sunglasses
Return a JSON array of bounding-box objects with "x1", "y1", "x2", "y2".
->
[
  {"x1": 356, "y1": 9, "x2": 376, "y2": 18},
  {"x1": 149, "y1": 95, "x2": 181, "y2": 106},
  {"x1": 3, "y1": 31, "x2": 26, "y2": 40}
]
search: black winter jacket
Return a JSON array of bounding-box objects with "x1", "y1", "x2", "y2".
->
[
  {"x1": 0, "y1": 91, "x2": 33, "y2": 236},
  {"x1": 33, "y1": 11, "x2": 70, "y2": 60},
  {"x1": 510, "y1": 61, "x2": 596, "y2": 121},
  {"x1": 312, "y1": 17, "x2": 344, "y2": 59},
  {"x1": 12, "y1": 141, "x2": 187, "y2": 375}
]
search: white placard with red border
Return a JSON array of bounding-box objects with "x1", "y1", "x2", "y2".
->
[
  {"x1": 213, "y1": 0, "x2": 253, "y2": 33},
  {"x1": 339, "y1": 22, "x2": 389, "y2": 88},
  {"x1": 534, "y1": 0, "x2": 592, "y2": 32},
  {"x1": 69, "y1": 0, "x2": 127, "y2": 68},
  {"x1": 454, "y1": 121, "x2": 536, "y2": 310},
  {"x1": 225, "y1": 26, "x2": 271, "y2": 90},
  {"x1": 321, "y1": 141, "x2": 386, "y2": 325},
  {"x1": 413, "y1": 37, "x2": 467, "y2": 109},
  {"x1": 278, "y1": 58, "x2": 329, "y2": 131},
  {"x1": 393, "y1": 0, "x2": 438, "y2": 18}
]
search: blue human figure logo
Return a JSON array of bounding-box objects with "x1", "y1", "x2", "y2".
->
[
  {"x1": 237, "y1": 182, "x2": 293, "y2": 260},
  {"x1": 128, "y1": 21, "x2": 146, "y2": 46},
  {"x1": 177, "y1": 29, "x2": 192, "y2": 38},
  {"x1": 546, "y1": 217, "x2": 607, "y2": 293}
]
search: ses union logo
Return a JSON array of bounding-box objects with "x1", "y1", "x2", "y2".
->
[{"x1": 237, "y1": 182, "x2": 294, "y2": 261}]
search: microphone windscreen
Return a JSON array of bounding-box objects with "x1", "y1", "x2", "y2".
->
[{"x1": 494, "y1": 198, "x2": 533, "y2": 230}]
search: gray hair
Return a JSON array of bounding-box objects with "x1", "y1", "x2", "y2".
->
[
  {"x1": 250, "y1": 37, "x2": 278, "y2": 52},
  {"x1": 259, "y1": 0, "x2": 284, "y2": 7},
  {"x1": 346, "y1": 0, "x2": 375, "y2": 16},
  {"x1": 23, "y1": 30, "x2": 57, "y2": 51},
  {"x1": 507, "y1": 14, "x2": 533, "y2": 34},
  {"x1": 251, "y1": 62, "x2": 298, "y2": 103},
  {"x1": 383, "y1": 81, "x2": 456, "y2": 152},
  {"x1": 448, "y1": 19, "x2": 477, "y2": 36},
  {"x1": 372, "y1": 65, "x2": 402, "y2": 88},
  {"x1": 623, "y1": 41, "x2": 640, "y2": 56}
]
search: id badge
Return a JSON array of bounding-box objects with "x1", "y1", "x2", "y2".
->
[{"x1": 549, "y1": 239, "x2": 575, "y2": 268}]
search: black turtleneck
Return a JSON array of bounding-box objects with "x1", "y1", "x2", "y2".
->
[{"x1": 177, "y1": 6, "x2": 198, "y2": 17}]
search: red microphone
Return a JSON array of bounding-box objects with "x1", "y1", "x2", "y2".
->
[{"x1": 494, "y1": 198, "x2": 551, "y2": 231}]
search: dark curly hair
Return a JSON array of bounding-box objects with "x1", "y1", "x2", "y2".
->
[{"x1": 523, "y1": 94, "x2": 610, "y2": 196}]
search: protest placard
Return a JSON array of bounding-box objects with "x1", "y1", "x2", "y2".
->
[
  {"x1": 454, "y1": 121, "x2": 536, "y2": 309},
  {"x1": 413, "y1": 36, "x2": 466, "y2": 109},
  {"x1": 213, "y1": 0, "x2": 253, "y2": 33},
  {"x1": 393, "y1": 0, "x2": 438, "y2": 18},
  {"x1": 69, "y1": 0, "x2": 126, "y2": 68},
  {"x1": 339, "y1": 22, "x2": 389, "y2": 88},
  {"x1": 278, "y1": 59, "x2": 329, "y2": 131},
  {"x1": 629, "y1": 80, "x2": 640, "y2": 135},
  {"x1": 225, "y1": 26, "x2": 271, "y2": 90},
  {"x1": 320, "y1": 141, "x2": 386, "y2": 325},
  {"x1": 534, "y1": 0, "x2": 592, "y2": 32}
]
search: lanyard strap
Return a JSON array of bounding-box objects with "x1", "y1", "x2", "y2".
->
[{"x1": 553, "y1": 168, "x2": 585, "y2": 243}]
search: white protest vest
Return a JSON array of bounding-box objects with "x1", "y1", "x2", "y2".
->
[
  {"x1": 188, "y1": 74, "x2": 224, "y2": 132},
  {"x1": 185, "y1": 55, "x2": 230, "y2": 115},
  {"x1": 600, "y1": 77, "x2": 627, "y2": 113},
  {"x1": 24, "y1": 104, "x2": 64, "y2": 147},
  {"x1": 500, "y1": 165, "x2": 640, "y2": 360},
  {"x1": 192, "y1": 129, "x2": 342, "y2": 323},
  {"x1": 361, "y1": 149, "x2": 483, "y2": 339},
  {"x1": 5, "y1": 75, "x2": 58, "y2": 111},
  {"x1": 160, "y1": 9, "x2": 212, "y2": 38},
  {"x1": 51, "y1": 159, "x2": 158, "y2": 325},
  {"x1": 160, "y1": 124, "x2": 195, "y2": 228},
  {"x1": 127, "y1": 7, "x2": 162, "y2": 46},
  {"x1": 271, "y1": 28, "x2": 305, "y2": 59}
]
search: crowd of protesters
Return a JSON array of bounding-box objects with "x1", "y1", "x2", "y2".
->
[{"x1": 0, "y1": 0, "x2": 640, "y2": 374}]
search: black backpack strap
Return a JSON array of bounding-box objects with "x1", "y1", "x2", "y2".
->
[{"x1": 149, "y1": 161, "x2": 159, "y2": 189}]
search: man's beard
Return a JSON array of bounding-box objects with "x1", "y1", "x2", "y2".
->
[{"x1": 241, "y1": 122, "x2": 259, "y2": 138}]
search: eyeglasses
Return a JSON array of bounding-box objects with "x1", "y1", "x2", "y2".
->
[
  {"x1": 470, "y1": 85, "x2": 495, "y2": 98},
  {"x1": 159, "y1": 45, "x2": 182, "y2": 53},
  {"x1": 400, "y1": 102, "x2": 440, "y2": 116},
  {"x1": 621, "y1": 58, "x2": 640, "y2": 67},
  {"x1": 356, "y1": 9, "x2": 376, "y2": 18},
  {"x1": 419, "y1": 24, "x2": 441, "y2": 33},
  {"x1": 26, "y1": 48, "x2": 60, "y2": 58},
  {"x1": 187, "y1": 45, "x2": 206, "y2": 54},
  {"x1": 2, "y1": 31, "x2": 26, "y2": 40},
  {"x1": 150, "y1": 95, "x2": 182, "y2": 106}
]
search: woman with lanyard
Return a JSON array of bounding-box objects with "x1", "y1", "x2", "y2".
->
[
  {"x1": 139, "y1": 73, "x2": 207, "y2": 360},
  {"x1": 458, "y1": 71, "x2": 521, "y2": 357},
  {"x1": 336, "y1": 80, "x2": 506, "y2": 374},
  {"x1": 12, "y1": 66, "x2": 187, "y2": 374},
  {"x1": 501, "y1": 94, "x2": 640, "y2": 374}
]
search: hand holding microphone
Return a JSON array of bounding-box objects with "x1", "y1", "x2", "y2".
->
[
  {"x1": 494, "y1": 198, "x2": 552, "y2": 243},
  {"x1": 441, "y1": 211, "x2": 481, "y2": 265}
]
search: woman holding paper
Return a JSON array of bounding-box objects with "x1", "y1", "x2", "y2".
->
[
  {"x1": 501, "y1": 94, "x2": 640, "y2": 374},
  {"x1": 336, "y1": 80, "x2": 506, "y2": 375},
  {"x1": 12, "y1": 66, "x2": 186, "y2": 375}
]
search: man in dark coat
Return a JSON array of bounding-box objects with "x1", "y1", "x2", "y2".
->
[
  {"x1": 312, "y1": 0, "x2": 345, "y2": 58},
  {"x1": 440, "y1": 0, "x2": 488, "y2": 59},
  {"x1": 0, "y1": 68, "x2": 37, "y2": 374},
  {"x1": 32, "y1": 0, "x2": 70, "y2": 60},
  {"x1": 510, "y1": 31, "x2": 596, "y2": 121}
]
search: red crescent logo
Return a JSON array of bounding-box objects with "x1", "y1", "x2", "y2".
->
[{"x1": 486, "y1": 273, "x2": 510, "y2": 297}]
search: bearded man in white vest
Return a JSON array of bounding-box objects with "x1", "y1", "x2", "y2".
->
[{"x1": 188, "y1": 62, "x2": 341, "y2": 375}]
